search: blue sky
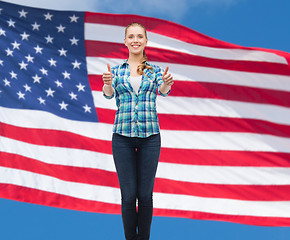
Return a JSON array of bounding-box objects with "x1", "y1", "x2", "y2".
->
[{"x1": 1, "y1": 0, "x2": 290, "y2": 239}]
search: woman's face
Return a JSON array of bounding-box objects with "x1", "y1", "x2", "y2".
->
[{"x1": 124, "y1": 25, "x2": 148, "y2": 55}]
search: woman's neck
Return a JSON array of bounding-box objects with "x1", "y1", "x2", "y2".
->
[{"x1": 127, "y1": 53, "x2": 143, "y2": 65}]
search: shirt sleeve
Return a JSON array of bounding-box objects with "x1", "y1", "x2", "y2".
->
[
  {"x1": 103, "y1": 67, "x2": 116, "y2": 99},
  {"x1": 156, "y1": 65, "x2": 171, "y2": 97}
]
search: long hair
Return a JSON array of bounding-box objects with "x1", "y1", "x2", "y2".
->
[{"x1": 125, "y1": 22, "x2": 153, "y2": 75}]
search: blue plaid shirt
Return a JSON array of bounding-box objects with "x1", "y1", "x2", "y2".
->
[{"x1": 103, "y1": 60, "x2": 170, "y2": 138}]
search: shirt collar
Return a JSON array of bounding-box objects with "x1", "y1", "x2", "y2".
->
[{"x1": 121, "y1": 59, "x2": 150, "y2": 66}]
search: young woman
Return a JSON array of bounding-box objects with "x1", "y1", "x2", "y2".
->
[{"x1": 102, "y1": 22, "x2": 173, "y2": 240}]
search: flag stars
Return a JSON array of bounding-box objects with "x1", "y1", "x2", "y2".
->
[
  {"x1": 44, "y1": 12, "x2": 53, "y2": 21},
  {"x1": 0, "y1": 28, "x2": 6, "y2": 36},
  {"x1": 11, "y1": 41, "x2": 21, "y2": 50},
  {"x1": 76, "y1": 83, "x2": 85, "y2": 92},
  {"x1": 34, "y1": 45, "x2": 43, "y2": 54},
  {"x1": 25, "y1": 54, "x2": 34, "y2": 63},
  {"x1": 83, "y1": 104, "x2": 92, "y2": 113},
  {"x1": 45, "y1": 88, "x2": 55, "y2": 97},
  {"x1": 32, "y1": 74, "x2": 42, "y2": 83},
  {"x1": 23, "y1": 84, "x2": 32, "y2": 92},
  {"x1": 45, "y1": 35, "x2": 54, "y2": 44},
  {"x1": 72, "y1": 60, "x2": 81, "y2": 69},
  {"x1": 69, "y1": 92, "x2": 78, "y2": 100},
  {"x1": 19, "y1": 61, "x2": 28, "y2": 70},
  {"x1": 31, "y1": 22, "x2": 41, "y2": 31},
  {"x1": 59, "y1": 101, "x2": 68, "y2": 110},
  {"x1": 55, "y1": 80, "x2": 63, "y2": 88},
  {"x1": 5, "y1": 48, "x2": 13, "y2": 56},
  {"x1": 10, "y1": 71, "x2": 17, "y2": 79},
  {"x1": 56, "y1": 24, "x2": 66, "y2": 33},
  {"x1": 3, "y1": 78, "x2": 11, "y2": 87},
  {"x1": 70, "y1": 37, "x2": 79, "y2": 45},
  {"x1": 20, "y1": 32, "x2": 30, "y2": 40},
  {"x1": 62, "y1": 71, "x2": 71, "y2": 79},
  {"x1": 58, "y1": 48, "x2": 67, "y2": 56},
  {"x1": 17, "y1": 91, "x2": 25, "y2": 99},
  {"x1": 0, "y1": 59, "x2": 3, "y2": 66},
  {"x1": 69, "y1": 15, "x2": 79, "y2": 23},
  {"x1": 7, "y1": 19, "x2": 16, "y2": 28},
  {"x1": 40, "y1": 67, "x2": 48, "y2": 75},
  {"x1": 38, "y1": 97, "x2": 46, "y2": 105},
  {"x1": 19, "y1": 9, "x2": 28, "y2": 18},
  {"x1": 48, "y1": 58, "x2": 57, "y2": 66}
]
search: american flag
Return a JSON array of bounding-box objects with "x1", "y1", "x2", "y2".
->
[{"x1": 1, "y1": 1, "x2": 290, "y2": 227}]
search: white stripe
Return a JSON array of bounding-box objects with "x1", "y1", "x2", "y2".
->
[
  {"x1": 92, "y1": 91, "x2": 290, "y2": 125},
  {"x1": 1, "y1": 167, "x2": 290, "y2": 217},
  {"x1": 0, "y1": 136, "x2": 116, "y2": 172},
  {"x1": 85, "y1": 23, "x2": 287, "y2": 64},
  {"x1": 87, "y1": 57, "x2": 290, "y2": 92},
  {"x1": 0, "y1": 106, "x2": 112, "y2": 141},
  {"x1": 2, "y1": 136, "x2": 290, "y2": 185},
  {"x1": 157, "y1": 162, "x2": 290, "y2": 185}
]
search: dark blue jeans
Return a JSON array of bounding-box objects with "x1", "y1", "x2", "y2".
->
[{"x1": 112, "y1": 133, "x2": 161, "y2": 240}]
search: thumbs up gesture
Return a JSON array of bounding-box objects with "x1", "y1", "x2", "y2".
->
[
  {"x1": 102, "y1": 63, "x2": 113, "y2": 86},
  {"x1": 162, "y1": 67, "x2": 174, "y2": 86}
]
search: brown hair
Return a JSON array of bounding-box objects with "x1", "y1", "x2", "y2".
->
[{"x1": 125, "y1": 22, "x2": 153, "y2": 75}]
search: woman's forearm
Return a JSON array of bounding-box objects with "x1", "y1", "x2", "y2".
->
[{"x1": 103, "y1": 84, "x2": 114, "y2": 97}]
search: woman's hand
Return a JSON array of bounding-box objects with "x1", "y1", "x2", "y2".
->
[
  {"x1": 102, "y1": 64, "x2": 113, "y2": 85},
  {"x1": 162, "y1": 67, "x2": 174, "y2": 86}
]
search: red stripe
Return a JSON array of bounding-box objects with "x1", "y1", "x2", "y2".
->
[
  {"x1": 159, "y1": 148, "x2": 290, "y2": 167},
  {"x1": 94, "y1": 107, "x2": 290, "y2": 138},
  {"x1": 2, "y1": 122, "x2": 290, "y2": 167},
  {"x1": 0, "y1": 122, "x2": 112, "y2": 154},
  {"x1": 0, "y1": 183, "x2": 120, "y2": 214},
  {"x1": 1, "y1": 152, "x2": 289, "y2": 201},
  {"x1": 154, "y1": 208, "x2": 290, "y2": 227},
  {"x1": 89, "y1": 75, "x2": 290, "y2": 107},
  {"x1": 85, "y1": 40, "x2": 290, "y2": 75}
]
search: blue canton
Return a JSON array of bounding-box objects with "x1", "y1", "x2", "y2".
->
[{"x1": 0, "y1": 1, "x2": 98, "y2": 122}]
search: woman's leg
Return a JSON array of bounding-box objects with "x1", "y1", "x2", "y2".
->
[
  {"x1": 136, "y1": 133, "x2": 161, "y2": 240},
  {"x1": 112, "y1": 133, "x2": 138, "y2": 240}
]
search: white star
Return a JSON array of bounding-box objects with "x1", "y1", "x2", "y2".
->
[
  {"x1": 31, "y1": 22, "x2": 41, "y2": 31},
  {"x1": 62, "y1": 71, "x2": 71, "y2": 79},
  {"x1": 69, "y1": 92, "x2": 77, "y2": 100},
  {"x1": 19, "y1": 9, "x2": 28, "y2": 18},
  {"x1": 38, "y1": 97, "x2": 46, "y2": 104},
  {"x1": 34, "y1": 45, "x2": 43, "y2": 54},
  {"x1": 11, "y1": 41, "x2": 21, "y2": 50},
  {"x1": 32, "y1": 74, "x2": 42, "y2": 83},
  {"x1": 45, "y1": 88, "x2": 55, "y2": 97},
  {"x1": 56, "y1": 24, "x2": 66, "y2": 33},
  {"x1": 0, "y1": 59, "x2": 3, "y2": 66},
  {"x1": 0, "y1": 28, "x2": 5, "y2": 36},
  {"x1": 5, "y1": 48, "x2": 13, "y2": 56},
  {"x1": 25, "y1": 54, "x2": 34, "y2": 63},
  {"x1": 7, "y1": 19, "x2": 16, "y2": 28},
  {"x1": 17, "y1": 91, "x2": 25, "y2": 99},
  {"x1": 23, "y1": 84, "x2": 32, "y2": 92},
  {"x1": 10, "y1": 71, "x2": 17, "y2": 79},
  {"x1": 83, "y1": 104, "x2": 92, "y2": 113},
  {"x1": 40, "y1": 67, "x2": 48, "y2": 75},
  {"x1": 20, "y1": 32, "x2": 30, "y2": 40},
  {"x1": 69, "y1": 15, "x2": 79, "y2": 23},
  {"x1": 19, "y1": 61, "x2": 28, "y2": 70},
  {"x1": 55, "y1": 80, "x2": 63, "y2": 88},
  {"x1": 72, "y1": 60, "x2": 81, "y2": 69},
  {"x1": 76, "y1": 83, "x2": 85, "y2": 92},
  {"x1": 58, "y1": 48, "x2": 67, "y2": 56},
  {"x1": 48, "y1": 58, "x2": 57, "y2": 66},
  {"x1": 3, "y1": 78, "x2": 11, "y2": 87},
  {"x1": 69, "y1": 37, "x2": 79, "y2": 45},
  {"x1": 45, "y1": 35, "x2": 54, "y2": 43},
  {"x1": 44, "y1": 12, "x2": 53, "y2": 21},
  {"x1": 59, "y1": 101, "x2": 68, "y2": 110}
]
